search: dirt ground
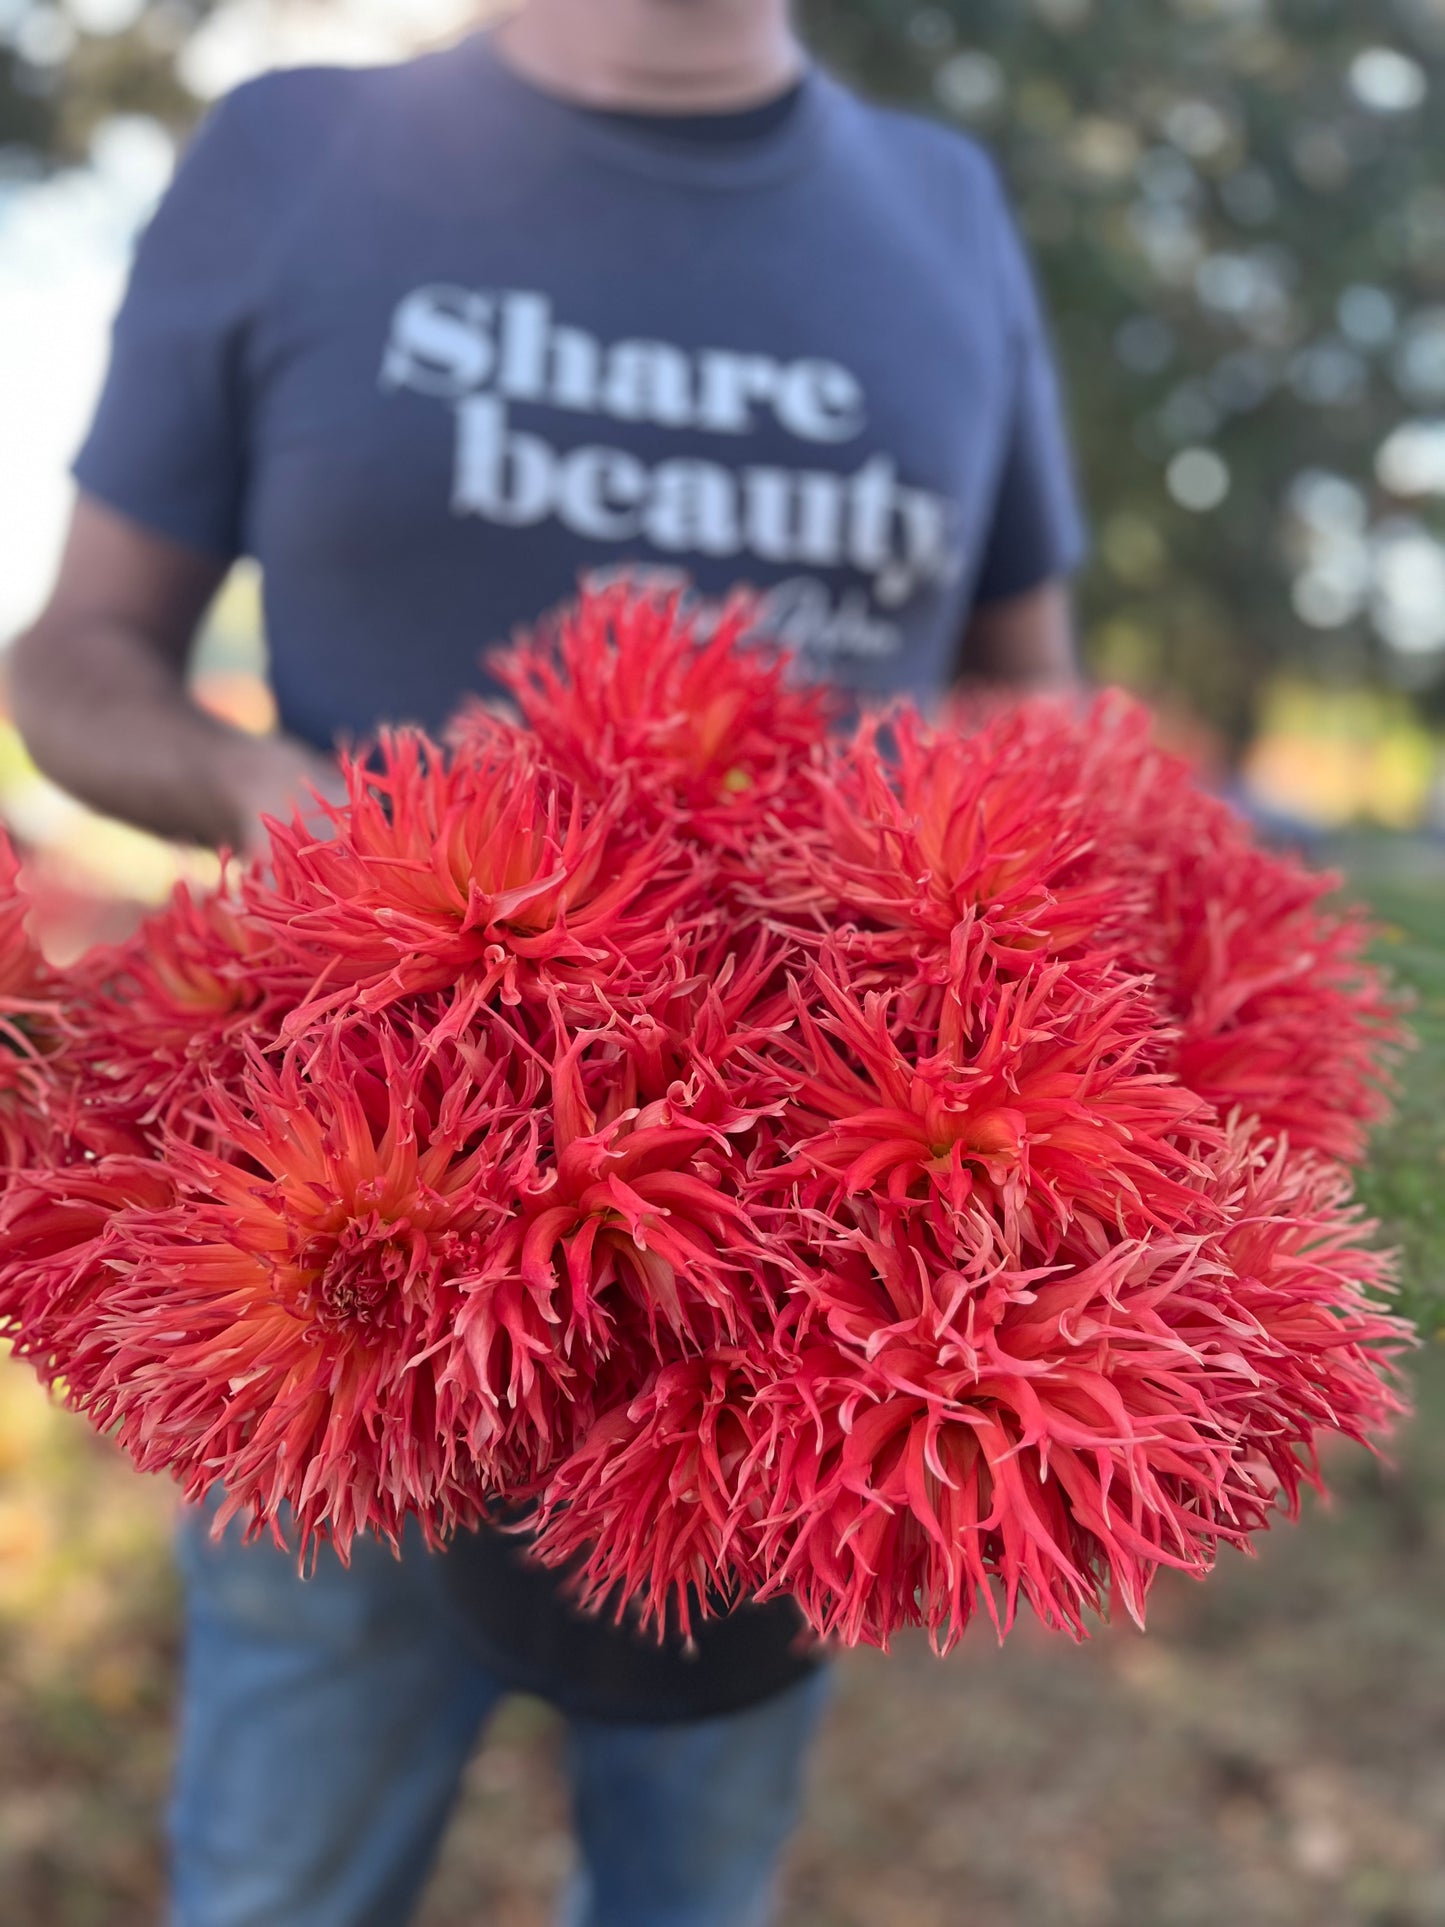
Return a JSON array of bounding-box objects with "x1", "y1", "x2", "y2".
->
[{"x1": 1, "y1": 1338, "x2": 1440, "y2": 1927}]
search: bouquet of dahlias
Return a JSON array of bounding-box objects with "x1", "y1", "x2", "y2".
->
[{"x1": 0, "y1": 586, "x2": 1412, "y2": 1650}]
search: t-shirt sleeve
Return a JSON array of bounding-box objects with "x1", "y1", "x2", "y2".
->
[
  {"x1": 968, "y1": 166, "x2": 1089, "y2": 607},
  {"x1": 72, "y1": 89, "x2": 275, "y2": 560}
]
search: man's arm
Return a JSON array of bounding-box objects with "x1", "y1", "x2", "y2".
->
[
  {"x1": 8, "y1": 496, "x2": 339, "y2": 858},
  {"x1": 957, "y1": 578, "x2": 1082, "y2": 695}
]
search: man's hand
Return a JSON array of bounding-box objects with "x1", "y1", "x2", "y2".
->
[
  {"x1": 216, "y1": 732, "x2": 347, "y2": 863},
  {"x1": 9, "y1": 496, "x2": 343, "y2": 856}
]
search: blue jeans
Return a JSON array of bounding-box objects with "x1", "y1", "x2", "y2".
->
[{"x1": 169, "y1": 1499, "x2": 830, "y2": 1927}]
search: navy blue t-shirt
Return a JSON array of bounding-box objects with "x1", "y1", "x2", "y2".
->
[{"x1": 75, "y1": 31, "x2": 1086, "y2": 753}]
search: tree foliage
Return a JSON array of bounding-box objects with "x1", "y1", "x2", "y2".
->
[{"x1": 802, "y1": 0, "x2": 1445, "y2": 740}]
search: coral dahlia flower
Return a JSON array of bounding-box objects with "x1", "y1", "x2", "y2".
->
[
  {"x1": 462, "y1": 584, "x2": 835, "y2": 854},
  {"x1": 0, "y1": 1155, "x2": 175, "y2": 1365},
  {"x1": 529, "y1": 1349, "x2": 774, "y2": 1638},
  {"x1": 252, "y1": 729, "x2": 697, "y2": 1023},
  {"x1": 927, "y1": 691, "x2": 1401, "y2": 1161},
  {"x1": 59, "y1": 881, "x2": 277, "y2": 1139},
  {"x1": 773, "y1": 949, "x2": 1214, "y2": 1257},
  {"x1": 759, "y1": 707, "x2": 1141, "y2": 993},
  {"x1": 35, "y1": 1021, "x2": 554, "y2": 1559},
  {"x1": 1142, "y1": 835, "x2": 1398, "y2": 1163},
  {"x1": 0, "y1": 834, "x2": 64, "y2": 1173},
  {"x1": 475, "y1": 1022, "x2": 774, "y2": 1389}
]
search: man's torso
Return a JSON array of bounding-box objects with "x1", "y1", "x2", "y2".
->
[{"x1": 169, "y1": 36, "x2": 1032, "y2": 744}]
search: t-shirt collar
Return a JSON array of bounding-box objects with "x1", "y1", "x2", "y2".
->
[{"x1": 462, "y1": 28, "x2": 833, "y2": 190}]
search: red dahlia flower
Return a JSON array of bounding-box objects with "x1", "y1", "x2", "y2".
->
[
  {"x1": 529, "y1": 1349, "x2": 774, "y2": 1639},
  {"x1": 758, "y1": 708, "x2": 1142, "y2": 996},
  {"x1": 32, "y1": 1020, "x2": 551, "y2": 1560},
  {"x1": 0, "y1": 837, "x2": 65, "y2": 1177},
  {"x1": 462, "y1": 585, "x2": 835, "y2": 853},
  {"x1": 1144, "y1": 835, "x2": 1399, "y2": 1163},
  {"x1": 59, "y1": 881, "x2": 277, "y2": 1140},
  {"x1": 772, "y1": 948, "x2": 1214, "y2": 1257},
  {"x1": 936, "y1": 691, "x2": 1402, "y2": 1161},
  {"x1": 0, "y1": 1155, "x2": 175, "y2": 1365},
  {"x1": 254, "y1": 729, "x2": 697, "y2": 1023},
  {"x1": 476, "y1": 1020, "x2": 774, "y2": 1379}
]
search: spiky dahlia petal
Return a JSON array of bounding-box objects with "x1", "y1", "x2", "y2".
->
[
  {"x1": 252, "y1": 729, "x2": 702, "y2": 1024},
  {"x1": 533, "y1": 1129, "x2": 1408, "y2": 1652},
  {"x1": 28, "y1": 1021, "x2": 550, "y2": 1559},
  {"x1": 0, "y1": 831, "x2": 66, "y2": 1176},
  {"x1": 459, "y1": 585, "x2": 836, "y2": 855},
  {"x1": 58, "y1": 880, "x2": 277, "y2": 1139},
  {"x1": 529, "y1": 1347, "x2": 784, "y2": 1640}
]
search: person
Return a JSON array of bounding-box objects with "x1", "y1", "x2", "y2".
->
[{"x1": 10, "y1": 2, "x2": 1088, "y2": 1922}]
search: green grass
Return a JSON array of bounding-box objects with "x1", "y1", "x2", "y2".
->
[{"x1": 1348, "y1": 853, "x2": 1445, "y2": 1339}]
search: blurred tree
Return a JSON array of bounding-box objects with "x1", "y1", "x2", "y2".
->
[
  {"x1": 0, "y1": 4, "x2": 216, "y2": 160},
  {"x1": 4, "y1": 0, "x2": 1444, "y2": 745},
  {"x1": 800, "y1": 0, "x2": 1445, "y2": 745}
]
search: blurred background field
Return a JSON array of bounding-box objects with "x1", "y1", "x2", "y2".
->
[{"x1": 3, "y1": 0, "x2": 1445, "y2": 1920}]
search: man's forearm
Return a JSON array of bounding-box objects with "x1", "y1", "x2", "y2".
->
[{"x1": 10, "y1": 614, "x2": 333, "y2": 854}]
